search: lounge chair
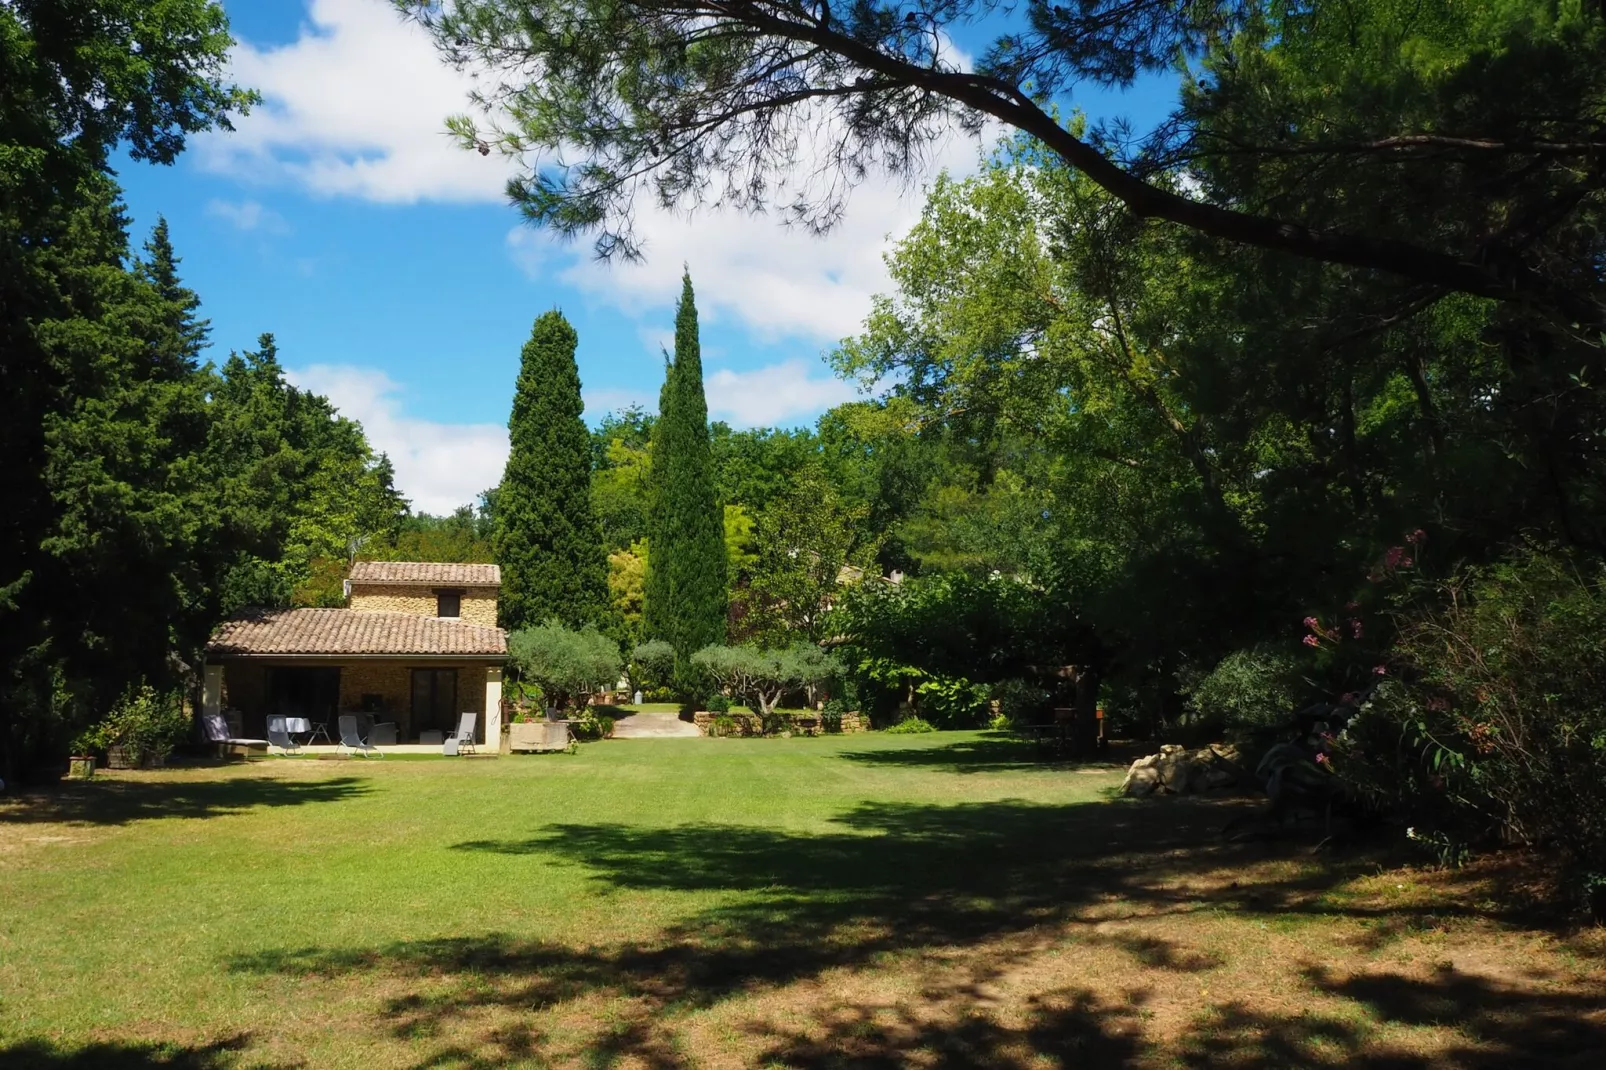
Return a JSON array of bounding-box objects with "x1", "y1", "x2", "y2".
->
[
  {"x1": 338, "y1": 714, "x2": 382, "y2": 758},
  {"x1": 447, "y1": 712, "x2": 477, "y2": 755},
  {"x1": 201, "y1": 712, "x2": 268, "y2": 757},
  {"x1": 266, "y1": 715, "x2": 300, "y2": 755}
]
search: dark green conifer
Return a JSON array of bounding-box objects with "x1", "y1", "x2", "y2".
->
[
  {"x1": 493, "y1": 310, "x2": 610, "y2": 630},
  {"x1": 643, "y1": 271, "x2": 727, "y2": 661}
]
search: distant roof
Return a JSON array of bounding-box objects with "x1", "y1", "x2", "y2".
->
[
  {"x1": 208, "y1": 609, "x2": 506, "y2": 658},
  {"x1": 347, "y1": 561, "x2": 501, "y2": 588}
]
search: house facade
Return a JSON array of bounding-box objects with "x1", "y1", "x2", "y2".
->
[{"x1": 203, "y1": 562, "x2": 506, "y2": 745}]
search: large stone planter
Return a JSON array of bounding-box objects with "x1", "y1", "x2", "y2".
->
[
  {"x1": 68, "y1": 756, "x2": 96, "y2": 780},
  {"x1": 509, "y1": 721, "x2": 573, "y2": 753},
  {"x1": 104, "y1": 745, "x2": 137, "y2": 770}
]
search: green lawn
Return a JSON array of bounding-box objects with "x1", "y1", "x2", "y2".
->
[{"x1": 2, "y1": 733, "x2": 1602, "y2": 1068}]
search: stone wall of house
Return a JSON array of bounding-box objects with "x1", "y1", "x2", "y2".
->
[
  {"x1": 220, "y1": 659, "x2": 494, "y2": 741},
  {"x1": 692, "y1": 710, "x2": 868, "y2": 736},
  {"x1": 348, "y1": 583, "x2": 498, "y2": 625}
]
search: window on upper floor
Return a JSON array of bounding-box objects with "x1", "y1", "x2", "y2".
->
[{"x1": 435, "y1": 589, "x2": 463, "y2": 618}]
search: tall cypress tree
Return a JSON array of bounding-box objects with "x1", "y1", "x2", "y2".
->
[
  {"x1": 493, "y1": 310, "x2": 609, "y2": 630},
  {"x1": 643, "y1": 271, "x2": 727, "y2": 661}
]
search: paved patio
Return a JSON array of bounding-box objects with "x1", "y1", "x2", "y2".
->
[{"x1": 610, "y1": 712, "x2": 702, "y2": 739}]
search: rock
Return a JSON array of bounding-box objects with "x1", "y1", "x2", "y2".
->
[
  {"x1": 1124, "y1": 742, "x2": 1245, "y2": 797},
  {"x1": 1156, "y1": 754, "x2": 1192, "y2": 792},
  {"x1": 1121, "y1": 763, "x2": 1161, "y2": 797}
]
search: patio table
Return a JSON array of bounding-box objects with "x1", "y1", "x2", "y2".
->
[{"x1": 283, "y1": 716, "x2": 331, "y2": 745}]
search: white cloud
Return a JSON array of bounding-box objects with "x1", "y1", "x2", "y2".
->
[
  {"x1": 705, "y1": 360, "x2": 860, "y2": 428},
  {"x1": 514, "y1": 125, "x2": 984, "y2": 342},
  {"x1": 286, "y1": 363, "x2": 508, "y2": 515},
  {"x1": 201, "y1": 0, "x2": 510, "y2": 203},
  {"x1": 205, "y1": 198, "x2": 287, "y2": 233},
  {"x1": 207, "y1": 1, "x2": 985, "y2": 343}
]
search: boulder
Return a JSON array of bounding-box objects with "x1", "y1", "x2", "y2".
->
[{"x1": 1121, "y1": 763, "x2": 1161, "y2": 797}]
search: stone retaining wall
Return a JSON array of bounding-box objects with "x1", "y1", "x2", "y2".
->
[{"x1": 692, "y1": 710, "x2": 868, "y2": 736}]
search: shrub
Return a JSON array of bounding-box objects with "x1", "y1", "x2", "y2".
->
[
  {"x1": 884, "y1": 716, "x2": 936, "y2": 735},
  {"x1": 821, "y1": 710, "x2": 843, "y2": 733},
  {"x1": 1341, "y1": 549, "x2": 1606, "y2": 890},
  {"x1": 705, "y1": 693, "x2": 731, "y2": 713},
  {"x1": 1183, "y1": 644, "x2": 1303, "y2": 745},
  {"x1": 760, "y1": 710, "x2": 790, "y2": 736},
  {"x1": 990, "y1": 677, "x2": 1047, "y2": 730},
  {"x1": 709, "y1": 714, "x2": 739, "y2": 737},
  {"x1": 630, "y1": 639, "x2": 676, "y2": 690},
  {"x1": 72, "y1": 686, "x2": 189, "y2": 766},
  {"x1": 644, "y1": 686, "x2": 675, "y2": 703},
  {"x1": 569, "y1": 708, "x2": 616, "y2": 742}
]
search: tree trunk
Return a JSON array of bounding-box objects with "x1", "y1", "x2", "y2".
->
[{"x1": 1070, "y1": 668, "x2": 1102, "y2": 759}]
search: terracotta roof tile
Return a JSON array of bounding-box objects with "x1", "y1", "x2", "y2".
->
[
  {"x1": 348, "y1": 561, "x2": 501, "y2": 587},
  {"x1": 208, "y1": 609, "x2": 507, "y2": 657}
]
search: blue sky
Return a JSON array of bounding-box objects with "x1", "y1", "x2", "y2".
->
[{"x1": 114, "y1": 0, "x2": 1178, "y2": 514}]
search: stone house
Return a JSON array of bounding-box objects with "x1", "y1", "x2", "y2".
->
[{"x1": 203, "y1": 562, "x2": 506, "y2": 745}]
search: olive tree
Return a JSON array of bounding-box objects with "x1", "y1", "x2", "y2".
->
[
  {"x1": 508, "y1": 620, "x2": 623, "y2": 710},
  {"x1": 691, "y1": 643, "x2": 840, "y2": 716}
]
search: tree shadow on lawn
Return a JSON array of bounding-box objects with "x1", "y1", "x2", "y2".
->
[
  {"x1": 0, "y1": 1033, "x2": 298, "y2": 1070},
  {"x1": 1179, "y1": 964, "x2": 1606, "y2": 1069},
  {"x1": 834, "y1": 732, "x2": 1140, "y2": 774},
  {"x1": 0, "y1": 775, "x2": 370, "y2": 827},
  {"x1": 220, "y1": 793, "x2": 1606, "y2": 1066}
]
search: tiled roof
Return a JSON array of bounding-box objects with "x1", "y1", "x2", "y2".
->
[
  {"x1": 208, "y1": 609, "x2": 507, "y2": 657},
  {"x1": 347, "y1": 561, "x2": 501, "y2": 587}
]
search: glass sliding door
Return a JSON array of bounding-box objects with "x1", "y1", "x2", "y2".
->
[{"x1": 410, "y1": 668, "x2": 459, "y2": 737}]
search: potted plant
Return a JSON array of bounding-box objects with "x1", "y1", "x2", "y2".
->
[{"x1": 66, "y1": 739, "x2": 97, "y2": 780}]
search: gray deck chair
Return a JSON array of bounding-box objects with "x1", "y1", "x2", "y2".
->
[
  {"x1": 201, "y1": 712, "x2": 268, "y2": 756},
  {"x1": 337, "y1": 714, "x2": 382, "y2": 758},
  {"x1": 447, "y1": 712, "x2": 478, "y2": 755},
  {"x1": 266, "y1": 715, "x2": 299, "y2": 755}
]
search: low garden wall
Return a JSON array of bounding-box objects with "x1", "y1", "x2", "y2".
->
[{"x1": 693, "y1": 710, "x2": 868, "y2": 736}]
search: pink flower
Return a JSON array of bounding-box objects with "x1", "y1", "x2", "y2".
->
[
  {"x1": 1339, "y1": 692, "x2": 1355, "y2": 705},
  {"x1": 1350, "y1": 620, "x2": 1364, "y2": 639},
  {"x1": 1315, "y1": 753, "x2": 1330, "y2": 765},
  {"x1": 1407, "y1": 528, "x2": 1428, "y2": 545},
  {"x1": 1373, "y1": 664, "x2": 1388, "y2": 675},
  {"x1": 1303, "y1": 615, "x2": 1320, "y2": 631},
  {"x1": 1385, "y1": 546, "x2": 1405, "y2": 568},
  {"x1": 1303, "y1": 635, "x2": 1320, "y2": 647}
]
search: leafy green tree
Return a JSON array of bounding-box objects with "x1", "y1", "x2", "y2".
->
[
  {"x1": 204, "y1": 334, "x2": 407, "y2": 612},
  {"x1": 590, "y1": 405, "x2": 655, "y2": 551},
  {"x1": 493, "y1": 310, "x2": 610, "y2": 630},
  {"x1": 643, "y1": 272, "x2": 727, "y2": 662},
  {"x1": 608, "y1": 539, "x2": 648, "y2": 643},
  {"x1": 0, "y1": 0, "x2": 251, "y2": 779},
  {"x1": 368, "y1": 506, "x2": 495, "y2": 564},
  {"x1": 408, "y1": 1, "x2": 1604, "y2": 327},
  {"x1": 741, "y1": 466, "x2": 871, "y2": 646}
]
